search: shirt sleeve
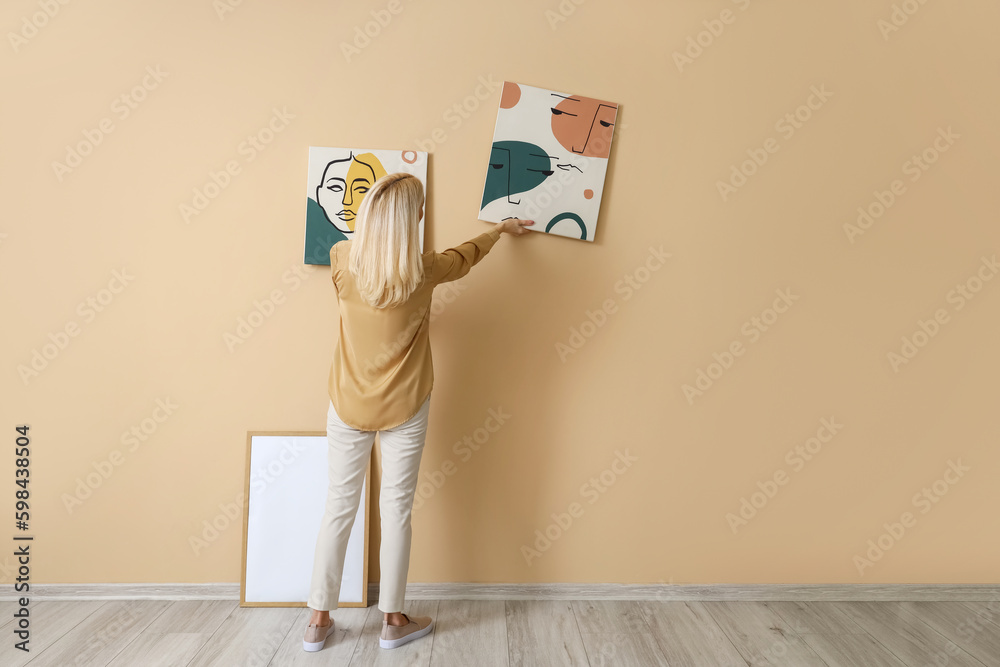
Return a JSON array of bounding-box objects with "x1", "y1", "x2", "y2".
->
[{"x1": 429, "y1": 227, "x2": 502, "y2": 285}]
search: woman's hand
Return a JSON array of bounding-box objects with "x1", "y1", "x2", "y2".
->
[{"x1": 496, "y1": 218, "x2": 535, "y2": 236}]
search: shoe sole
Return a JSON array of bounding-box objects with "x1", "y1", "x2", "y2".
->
[
  {"x1": 302, "y1": 624, "x2": 335, "y2": 652},
  {"x1": 379, "y1": 619, "x2": 433, "y2": 649}
]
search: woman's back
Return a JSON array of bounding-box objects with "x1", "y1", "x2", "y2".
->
[{"x1": 327, "y1": 227, "x2": 502, "y2": 432}]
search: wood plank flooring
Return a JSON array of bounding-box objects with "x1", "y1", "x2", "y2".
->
[{"x1": 0, "y1": 598, "x2": 996, "y2": 666}]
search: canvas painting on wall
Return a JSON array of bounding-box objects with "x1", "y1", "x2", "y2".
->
[
  {"x1": 304, "y1": 147, "x2": 427, "y2": 265},
  {"x1": 478, "y1": 82, "x2": 619, "y2": 242}
]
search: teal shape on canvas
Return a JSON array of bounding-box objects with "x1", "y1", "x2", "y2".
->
[
  {"x1": 304, "y1": 197, "x2": 348, "y2": 265},
  {"x1": 481, "y1": 140, "x2": 555, "y2": 210},
  {"x1": 546, "y1": 212, "x2": 587, "y2": 240}
]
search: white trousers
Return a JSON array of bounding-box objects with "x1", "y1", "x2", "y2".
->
[{"x1": 307, "y1": 394, "x2": 431, "y2": 613}]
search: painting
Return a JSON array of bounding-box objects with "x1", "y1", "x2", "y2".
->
[
  {"x1": 304, "y1": 147, "x2": 427, "y2": 265},
  {"x1": 478, "y1": 82, "x2": 619, "y2": 242},
  {"x1": 241, "y1": 431, "x2": 371, "y2": 607}
]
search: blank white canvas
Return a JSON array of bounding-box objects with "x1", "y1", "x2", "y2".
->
[{"x1": 244, "y1": 434, "x2": 367, "y2": 604}]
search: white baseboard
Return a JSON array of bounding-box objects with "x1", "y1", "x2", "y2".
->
[{"x1": 6, "y1": 582, "x2": 999, "y2": 602}]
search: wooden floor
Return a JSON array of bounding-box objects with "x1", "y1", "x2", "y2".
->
[{"x1": 1, "y1": 598, "x2": 998, "y2": 666}]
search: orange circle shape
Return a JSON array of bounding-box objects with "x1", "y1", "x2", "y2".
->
[{"x1": 500, "y1": 82, "x2": 521, "y2": 109}]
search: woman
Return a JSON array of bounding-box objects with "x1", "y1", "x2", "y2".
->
[{"x1": 303, "y1": 172, "x2": 533, "y2": 652}]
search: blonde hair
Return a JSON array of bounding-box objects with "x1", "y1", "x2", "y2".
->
[{"x1": 348, "y1": 172, "x2": 425, "y2": 309}]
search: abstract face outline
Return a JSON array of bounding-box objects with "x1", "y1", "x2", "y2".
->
[
  {"x1": 482, "y1": 140, "x2": 556, "y2": 208},
  {"x1": 550, "y1": 93, "x2": 618, "y2": 158},
  {"x1": 316, "y1": 151, "x2": 387, "y2": 233}
]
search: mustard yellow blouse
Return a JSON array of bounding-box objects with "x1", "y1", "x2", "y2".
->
[{"x1": 327, "y1": 227, "x2": 503, "y2": 431}]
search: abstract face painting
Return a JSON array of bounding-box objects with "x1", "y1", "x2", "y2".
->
[
  {"x1": 304, "y1": 147, "x2": 427, "y2": 265},
  {"x1": 317, "y1": 152, "x2": 387, "y2": 234},
  {"x1": 479, "y1": 82, "x2": 619, "y2": 242}
]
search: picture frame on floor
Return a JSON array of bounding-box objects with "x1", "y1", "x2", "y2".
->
[{"x1": 240, "y1": 431, "x2": 371, "y2": 608}]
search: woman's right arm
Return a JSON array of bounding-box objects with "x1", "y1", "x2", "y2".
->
[{"x1": 430, "y1": 219, "x2": 534, "y2": 284}]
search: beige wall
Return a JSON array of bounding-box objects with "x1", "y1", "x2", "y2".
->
[{"x1": 3, "y1": 0, "x2": 998, "y2": 589}]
